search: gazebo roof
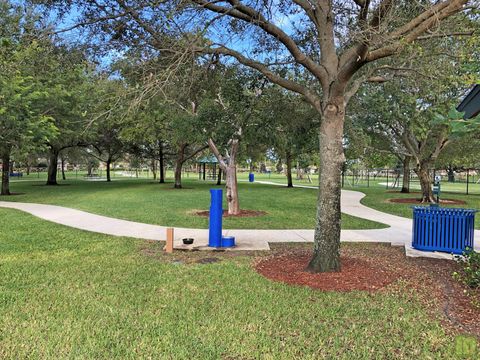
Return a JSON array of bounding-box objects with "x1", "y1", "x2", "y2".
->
[
  {"x1": 197, "y1": 155, "x2": 218, "y2": 164},
  {"x1": 457, "y1": 84, "x2": 480, "y2": 119}
]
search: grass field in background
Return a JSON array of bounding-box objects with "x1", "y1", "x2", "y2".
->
[
  {"x1": 1, "y1": 175, "x2": 385, "y2": 230},
  {"x1": 13, "y1": 168, "x2": 480, "y2": 194},
  {"x1": 0, "y1": 207, "x2": 461, "y2": 359},
  {"x1": 7, "y1": 170, "x2": 480, "y2": 228},
  {"x1": 356, "y1": 187, "x2": 480, "y2": 228}
]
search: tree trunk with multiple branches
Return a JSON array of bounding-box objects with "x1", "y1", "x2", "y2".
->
[
  {"x1": 402, "y1": 126, "x2": 450, "y2": 203},
  {"x1": 208, "y1": 138, "x2": 241, "y2": 215},
  {"x1": 188, "y1": 0, "x2": 468, "y2": 272},
  {"x1": 72, "y1": 0, "x2": 471, "y2": 272}
]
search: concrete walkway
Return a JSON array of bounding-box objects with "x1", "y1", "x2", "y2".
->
[{"x1": 0, "y1": 181, "x2": 478, "y2": 257}]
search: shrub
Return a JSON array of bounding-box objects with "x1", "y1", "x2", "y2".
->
[{"x1": 453, "y1": 248, "x2": 480, "y2": 289}]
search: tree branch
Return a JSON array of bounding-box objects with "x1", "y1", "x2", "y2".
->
[
  {"x1": 183, "y1": 145, "x2": 209, "y2": 163},
  {"x1": 416, "y1": 30, "x2": 474, "y2": 40},
  {"x1": 195, "y1": 45, "x2": 322, "y2": 112},
  {"x1": 366, "y1": 0, "x2": 468, "y2": 62},
  {"x1": 192, "y1": 0, "x2": 328, "y2": 83},
  {"x1": 208, "y1": 138, "x2": 227, "y2": 170}
]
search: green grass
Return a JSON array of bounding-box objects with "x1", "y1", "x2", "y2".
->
[
  {"x1": 0, "y1": 208, "x2": 462, "y2": 358},
  {"x1": 354, "y1": 186, "x2": 480, "y2": 228},
  {"x1": 1, "y1": 175, "x2": 386, "y2": 230}
]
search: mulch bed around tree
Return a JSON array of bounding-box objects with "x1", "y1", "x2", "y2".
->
[
  {"x1": 388, "y1": 197, "x2": 466, "y2": 205},
  {"x1": 194, "y1": 209, "x2": 267, "y2": 218},
  {"x1": 254, "y1": 244, "x2": 480, "y2": 338},
  {"x1": 255, "y1": 251, "x2": 399, "y2": 292}
]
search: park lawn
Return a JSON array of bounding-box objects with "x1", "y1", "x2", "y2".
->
[
  {"x1": 356, "y1": 187, "x2": 480, "y2": 228},
  {"x1": 1, "y1": 177, "x2": 386, "y2": 230},
  {"x1": 0, "y1": 208, "x2": 462, "y2": 359}
]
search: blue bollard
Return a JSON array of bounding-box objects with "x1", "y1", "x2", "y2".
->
[
  {"x1": 249, "y1": 173, "x2": 254, "y2": 182},
  {"x1": 209, "y1": 189, "x2": 223, "y2": 247}
]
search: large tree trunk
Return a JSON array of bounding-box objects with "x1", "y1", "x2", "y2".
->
[
  {"x1": 1, "y1": 150, "x2": 11, "y2": 196},
  {"x1": 46, "y1": 148, "x2": 59, "y2": 185},
  {"x1": 106, "y1": 158, "x2": 112, "y2": 182},
  {"x1": 159, "y1": 141, "x2": 165, "y2": 184},
  {"x1": 416, "y1": 163, "x2": 435, "y2": 203},
  {"x1": 174, "y1": 144, "x2": 186, "y2": 189},
  {"x1": 307, "y1": 105, "x2": 345, "y2": 273},
  {"x1": 286, "y1": 151, "x2": 293, "y2": 188},
  {"x1": 401, "y1": 156, "x2": 411, "y2": 193}
]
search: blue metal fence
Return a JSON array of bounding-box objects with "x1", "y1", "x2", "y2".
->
[{"x1": 412, "y1": 206, "x2": 476, "y2": 254}]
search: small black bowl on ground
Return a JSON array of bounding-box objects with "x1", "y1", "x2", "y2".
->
[{"x1": 182, "y1": 238, "x2": 194, "y2": 245}]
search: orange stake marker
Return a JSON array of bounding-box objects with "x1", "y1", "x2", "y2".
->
[{"x1": 165, "y1": 228, "x2": 174, "y2": 253}]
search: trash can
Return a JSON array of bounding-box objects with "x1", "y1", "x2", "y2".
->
[
  {"x1": 248, "y1": 173, "x2": 254, "y2": 182},
  {"x1": 412, "y1": 206, "x2": 477, "y2": 254}
]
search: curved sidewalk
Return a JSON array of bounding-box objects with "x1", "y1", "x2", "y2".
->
[{"x1": 0, "y1": 182, "x2": 478, "y2": 257}]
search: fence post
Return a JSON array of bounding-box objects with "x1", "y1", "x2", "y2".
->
[
  {"x1": 466, "y1": 169, "x2": 470, "y2": 195},
  {"x1": 386, "y1": 169, "x2": 389, "y2": 189},
  {"x1": 367, "y1": 169, "x2": 370, "y2": 188},
  {"x1": 165, "y1": 228, "x2": 174, "y2": 253}
]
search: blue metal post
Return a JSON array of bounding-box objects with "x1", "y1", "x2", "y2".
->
[{"x1": 209, "y1": 189, "x2": 223, "y2": 247}]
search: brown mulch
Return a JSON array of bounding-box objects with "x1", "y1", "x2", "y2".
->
[
  {"x1": 194, "y1": 209, "x2": 267, "y2": 218},
  {"x1": 255, "y1": 251, "x2": 399, "y2": 292},
  {"x1": 254, "y1": 244, "x2": 480, "y2": 338},
  {"x1": 389, "y1": 197, "x2": 466, "y2": 205}
]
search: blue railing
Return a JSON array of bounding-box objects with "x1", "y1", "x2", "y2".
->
[{"x1": 412, "y1": 206, "x2": 476, "y2": 254}]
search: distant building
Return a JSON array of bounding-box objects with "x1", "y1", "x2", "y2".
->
[{"x1": 457, "y1": 84, "x2": 480, "y2": 119}]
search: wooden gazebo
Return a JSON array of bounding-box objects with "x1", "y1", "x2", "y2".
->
[{"x1": 457, "y1": 84, "x2": 480, "y2": 119}]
